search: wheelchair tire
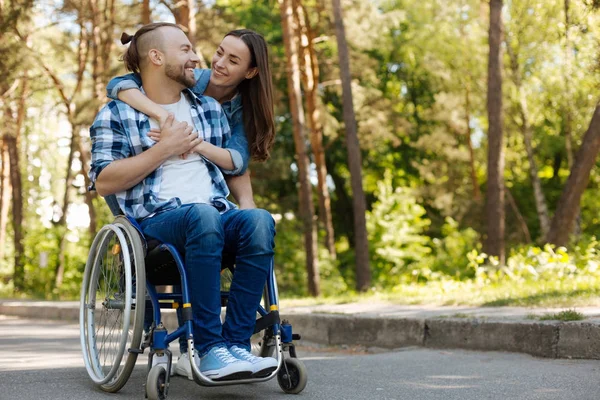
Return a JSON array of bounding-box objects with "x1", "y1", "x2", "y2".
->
[
  {"x1": 146, "y1": 364, "x2": 168, "y2": 400},
  {"x1": 277, "y1": 357, "x2": 308, "y2": 394},
  {"x1": 80, "y1": 216, "x2": 146, "y2": 393}
]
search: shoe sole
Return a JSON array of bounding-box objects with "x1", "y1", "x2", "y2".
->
[
  {"x1": 251, "y1": 366, "x2": 277, "y2": 378},
  {"x1": 208, "y1": 370, "x2": 253, "y2": 381},
  {"x1": 174, "y1": 366, "x2": 193, "y2": 381}
]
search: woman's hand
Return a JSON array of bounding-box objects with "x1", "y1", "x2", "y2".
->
[{"x1": 148, "y1": 127, "x2": 203, "y2": 159}]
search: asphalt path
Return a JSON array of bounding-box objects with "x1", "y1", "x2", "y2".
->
[{"x1": 1, "y1": 315, "x2": 599, "y2": 400}]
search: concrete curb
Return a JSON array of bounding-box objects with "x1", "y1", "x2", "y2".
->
[
  {"x1": 289, "y1": 313, "x2": 600, "y2": 359},
  {"x1": 2, "y1": 300, "x2": 598, "y2": 360}
]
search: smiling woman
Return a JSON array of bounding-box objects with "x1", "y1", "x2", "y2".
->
[{"x1": 210, "y1": 35, "x2": 259, "y2": 91}]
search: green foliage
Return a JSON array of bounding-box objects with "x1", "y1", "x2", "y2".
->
[
  {"x1": 467, "y1": 238, "x2": 600, "y2": 286},
  {"x1": 273, "y1": 217, "x2": 309, "y2": 297},
  {"x1": 537, "y1": 309, "x2": 585, "y2": 321},
  {"x1": 425, "y1": 217, "x2": 481, "y2": 279},
  {"x1": 367, "y1": 171, "x2": 432, "y2": 287},
  {"x1": 273, "y1": 216, "x2": 348, "y2": 297}
]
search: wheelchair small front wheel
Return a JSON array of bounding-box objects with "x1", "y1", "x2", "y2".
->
[
  {"x1": 277, "y1": 357, "x2": 308, "y2": 394},
  {"x1": 146, "y1": 365, "x2": 168, "y2": 400}
]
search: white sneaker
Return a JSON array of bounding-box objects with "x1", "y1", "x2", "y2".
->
[
  {"x1": 151, "y1": 353, "x2": 175, "y2": 376},
  {"x1": 229, "y1": 345, "x2": 278, "y2": 377},
  {"x1": 199, "y1": 346, "x2": 253, "y2": 381},
  {"x1": 174, "y1": 351, "x2": 198, "y2": 380}
]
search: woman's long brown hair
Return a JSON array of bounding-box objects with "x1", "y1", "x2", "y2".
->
[{"x1": 225, "y1": 29, "x2": 275, "y2": 162}]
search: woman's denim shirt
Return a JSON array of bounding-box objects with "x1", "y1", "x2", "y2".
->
[{"x1": 106, "y1": 69, "x2": 248, "y2": 175}]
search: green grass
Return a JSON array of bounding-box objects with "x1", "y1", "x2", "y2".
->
[
  {"x1": 280, "y1": 277, "x2": 600, "y2": 309},
  {"x1": 448, "y1": 313, "x2": 473, "y2": 318},
  {"x1": 526, "y1": 309, "x2": 586, "y2": 321},
  {"x1": 538, "y1": 309, "x2": 586, "y2": 321}
]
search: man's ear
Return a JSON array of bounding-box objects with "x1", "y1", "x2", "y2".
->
[
  {"x1": 149, "y1": 49, "x2": 164, "y2": 66},
  {"x1": 245, "y1": 67, "x2": 258, "y2": 79}
]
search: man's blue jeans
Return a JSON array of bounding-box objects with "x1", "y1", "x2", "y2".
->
[{"x1": 140, "y1": 203, "x2": 275, "y2": 356}]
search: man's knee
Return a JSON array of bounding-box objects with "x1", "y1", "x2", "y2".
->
[
  {"x1": 184, "y1": 204, "x2": 223, "y2": 236},
  {"x1": 241, "y1": 209, "x2": 275, "y2": 244}
]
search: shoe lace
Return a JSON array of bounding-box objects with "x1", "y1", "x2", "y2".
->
[
  {"x1": 231, "y1": 346, "x2": 258, "y2": 362},
  {"x1": 214, "y1": 347, "x2": 239, "y2": 364}
]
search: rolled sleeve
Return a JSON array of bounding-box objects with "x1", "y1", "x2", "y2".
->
[
  {"x1": 222, "y1": 120, "x2": 249, "y2": 175},
  {"x1": 106, "y1": 73, "x2": 143, "y2": 100},
  {"x1": 89, "y1": 104, "x2": 130, "y2": 191}
]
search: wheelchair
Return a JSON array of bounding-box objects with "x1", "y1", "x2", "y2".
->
[{"x1": 79, "y1": 197, "x2": 307, "y2": 399}]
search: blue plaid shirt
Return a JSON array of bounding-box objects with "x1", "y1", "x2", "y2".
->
[{"x1": 89, "y1": 89, "x2": 236, "y2": 220}]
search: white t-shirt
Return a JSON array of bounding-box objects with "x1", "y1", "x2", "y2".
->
[{"x1": 149, "y1": 93, "x2": 212, "y2": 205}]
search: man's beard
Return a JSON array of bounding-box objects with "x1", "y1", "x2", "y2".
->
[{"x1": 165, "y1": 63, "x2": 196, "y2": 88}]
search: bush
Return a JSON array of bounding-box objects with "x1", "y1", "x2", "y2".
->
[
  {"x1": 466, "y1": 237, "x2": 600, "y2": 285},
  {"x1": 367, "y1": 173, "x2": 432, "y2": 287}
]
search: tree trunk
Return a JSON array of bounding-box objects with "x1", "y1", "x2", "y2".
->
[
  {"x1": 505, "y1": 36, "x2": 550, "y2": 238},
  {"x1": 9, "y1": 75, "x2": 28, "y2": 292},
  {"x1": 90, "y1": 0, "x2": 104, "y2": 102},
  {"x1": 563, "y1": 0, "x2": 581, "y2": 236},
  {"x1": 170, "y1": 0, "x2": 208, "y2": 68},
  {"x1": 4, "y1": 82, "x2": 25, "y2": 291},
  {"x1": 0, "y1": 140, "x2": 10, "y2": 262},
  {"x1": 5, "y1": 134, "x2": 23, "y2": 292},
  {"x1": 142, "y1": 0, "x2": 151, "y2": 24},
  {"x1": 296, "y1": 1, "x2": 336, "y2": 259},
  {"x1": 280, "y1": 0, "x2": 320, "y2": 297},
  {"x1": 331, "y1": 0, "x2": 371, "y2": 290},
  {"x1": 484, "y1": 0, "x2": 505, "y2": 265},
  {"x1": 520, "y1": 97, "x2": 550, "y2": 238},
  {"x1": 545, "y1": 103, "x2": 600, "y2": 246},
  {"x1": 563, "y1": 0, "x2": 574, "y2": 170}
]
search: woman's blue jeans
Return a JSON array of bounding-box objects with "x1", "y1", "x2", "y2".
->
[{"x1": 140, "y1": 203, "x2": 275, "y2": 355}]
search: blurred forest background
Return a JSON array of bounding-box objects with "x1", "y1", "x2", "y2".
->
[{"x1": 3, "y1": 0, "x2": 600, "y2": 305}]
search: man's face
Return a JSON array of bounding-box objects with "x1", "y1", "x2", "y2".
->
[
  {"x1": 162, "y1": 28, "x2": 199, "y2": 88},
  {"x1": 210, "y1": 35, "x2": 257, "y2": 89}
]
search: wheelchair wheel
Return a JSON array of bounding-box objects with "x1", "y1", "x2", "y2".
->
[
  {"x1": 146, "y1": 364, "x2": 168, "y2": 400},
  {"x1": 80, "y1": 216, "x2": 146, "y2": 393},
  {"x1": 277, "y1": 357, "x2": 308, "y2": 394}
]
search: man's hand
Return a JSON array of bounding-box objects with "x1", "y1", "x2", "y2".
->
[{"x1": 154, "y1": 114, "x2": 202, "y2": 158}]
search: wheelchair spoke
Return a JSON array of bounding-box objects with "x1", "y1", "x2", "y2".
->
[
  {"x1": 81, "y1": 218, "x2": 146, "y2": 392},
  {"x1": 89, "y1": 230, "x2": 131, "y2": 380}
]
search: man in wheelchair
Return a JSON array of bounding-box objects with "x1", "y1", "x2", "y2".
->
[{"x1": 89, "y1": 22, "x2": 277, "y2": 381}]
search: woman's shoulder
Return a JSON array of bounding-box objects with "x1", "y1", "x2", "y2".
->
[{"x1": 193, "y1": 68, "x2": 211, "y2": 93}]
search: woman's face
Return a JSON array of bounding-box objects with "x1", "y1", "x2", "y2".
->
[{"x1": 210, "y1": 35, "x2": 257, "y2": 89}]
